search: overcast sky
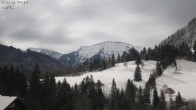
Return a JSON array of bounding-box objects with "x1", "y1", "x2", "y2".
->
[{"x1": 0, "y1": 0, "x2": 196, "y2": 53}]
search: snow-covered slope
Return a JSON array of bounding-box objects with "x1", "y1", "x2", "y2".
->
[
  {"x1": 28, "y1": 48, "x2": 62, "y2": 59},
  {"x1": 160, "y1": 18, "x2": 196, "y2": 47},
  {"x1": 56, "y1": 60, "x2": 196, "y2": 100},
  {"x1": 59, "y1": 41, "x2": 140, "y2": 67},
  {"x1": 77, "y1": 41, "x2": 140, "y2": 59}
]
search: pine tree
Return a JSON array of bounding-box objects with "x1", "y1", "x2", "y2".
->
[
  {"x1": 143, "y1": 82, "x2": 151, "y2": 104},
  {"x1": 125, "y1": 79, "x2": 135, "y2": 110},
  {"x1": 134, "y1": 65, "x2": 142, "y2": 81},
  {"x1": 153, "y1": 88, "x2": 160, "y2": 108},
  {"x1": 15, "y1": 67, "x2": 27, "y2": 97},
  {"x1": 155, "y1": 61, "x2": 162, "y2": 76},
  {"x1": 56, "y1": 78, "x2": 73, "y2": 110},
  {"x1": 148, "y1": 74, "x2": 156, "y2": 89},
  {"x1": 96, "y1": 80, "x2": 105, "y2": 110},
  {"x1": 89, "y1": 60, "x2": 94, "y2": 72},
  {"x1": 138, "y1": 86, "x2": 143, "y2": 104},
  {"x1": 135, "y1": 56, "x2": 142, "y2": 65},
  {"x1": 30, "y1": 65, "x2": 42, "y2": 94},
  {"x1": 102, "y1": 59, "x2": 107, "y2": 70},
  {"x1": 111, "y1": 54, "x2": 115, "y2": 67},
  {"x1": 157, "y1": 91, "x2": 166, "y2": 110},
  {"x1": 29, "y1": 65, "x2": 43, "y2": 110},
  {"x1": 110, "y1": 79, "x2": 118, "y2": 110},
  {"x1": 176, "y1": 92, "x2": 183, "y2": 109},
  {"x1": 47, "y1": 75, "x2": 57, "y2": 110},
  {"x1": 193, "y1": 41, "x2": 196, "y2": 50},
  {"x1": 117, "y1": 53, "x2": 121, "y2": 63}
]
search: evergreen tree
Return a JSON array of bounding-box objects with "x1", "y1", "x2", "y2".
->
[
  {"x1": 176, "y1": 92, "x2": 183, "y2": 109},
  {"x1": 102, "y1": 59, "x2": 107, "y2": 70},
  {"x1": 143, "y1": 82, "x2": 151, "y2": 104},
  {"x1": 117, "y1": 53, "x2": 121, "y2": 63},
  {"x1": 28, "y1": 65, "x2": 43, "y2": 110},
  {"x1": 194, "y1": 41, "x2": 196, "y2": 50},
  {"x1": 155, "y1": 61, "x2": 162, "y2": 76},
  {"x1": 125, "y1": 79, "x2": 135, "y2": 110},
  {"x1": 15, "y1": 67, "x2": 27, "y2": 97},
  {"x1": 110, "y1": 79, "x2": 118, "y2": 110},
  {"x1": 138, "y1": 86, "x2": 143, "y2": 104},
  {"x1": 89, "y1": 60, "x2": 94, "y2": 72},
  {"x1": 153, "y1": 88, "x2": 160, "y2": 109},
  {"x1": 134, "y1": 65, "x2": 142, "y2": 81},
  {"x1": 56, "y1": 78, "x2": 73, "y2": 110},
  {"x1": 148, "y1": 74, "x2": 156, "y2": 89},
  {"x1": 111, "y1": 54, "x2": 115, "y2": 67},
  {"x1": 46, "y1": 75, "x2": 57, "y2": 110},
  {"x1": 135, "y1": 56, "x2": 142, "y2": 65},
  {"x1": 96, "y1": 80, "x2": 105, "y2": 110},
  {"x1": 157, "y1": 91, "x2": 166, "y2": 110}
]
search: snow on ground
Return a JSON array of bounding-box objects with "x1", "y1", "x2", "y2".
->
[
  {"x1": 157, "y1": 60, "x2": 196, "y2": 100},
  {"x1": 56, "y1": 60, "x2": 196, "y2": 100}
]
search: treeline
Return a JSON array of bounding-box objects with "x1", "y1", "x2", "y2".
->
[
  {"x1": 1, "y1": 65, "x2": 196, "y2": 110},
  {"x1": 64, "y1": 47, "x2": 141, "y2": 75},
  {"x1": 66, "y1": 44, "x2": 176, "y2": 76}
]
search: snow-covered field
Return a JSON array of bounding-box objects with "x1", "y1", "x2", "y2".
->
[{"x1": 56, "y1": 60, "x2": 196, "y2": 99}]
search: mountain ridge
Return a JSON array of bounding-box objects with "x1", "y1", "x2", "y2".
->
[
  {"x1": 160, "y1": 18, "x2": 196, "y2": 47},
  {"x1": 28, "y1": 47, "x2": 63, "y2": 59},
  {"x1": 59, "y1": 41, "x2": 141, "y2": 67},
  {"x1": 0, "y1": 44, "x2": 65, "y2": 75}
]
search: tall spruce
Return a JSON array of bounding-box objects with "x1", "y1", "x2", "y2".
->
[
  {"x1": 96, "y1": 80, "x2": 105, "y2": 110},
  {"x1": 29, "y1": 65, "x2": 43, "y2": 110},
  {"x1": 110, "y1": 79, "x2": 118, "y2": 110},
  {"x1": 138, "y1": 86, "x2": 143, "y2": 104},
  {"x1": 125, "y1": 79, "x2": 136, "y2": 110},
  {"x1": 158, "y1": 91, "x2": 166, "y2": 110},
  {"x1": 56, "y1": 78, "x2": 73, "y2": 110},
  {"x1": 176, "y1": 92, "x2": 183, "y2": 109},
  {"x1": 148, "y1": 74, "x2": 156, "y2": 89},
  {"x1": 152, "y1": 88, "x2": 160, "y2": 108},
  {"x1": 143, "y1": 82, "x2": 151, "y2": 104},
  {"x1": 194, "y1": 41, "x2": 196, "y2": 50},
  {"x1": 155, "y1": 61, "x2": 162, "y2": 76},
  {"x1": 134, "y1": 65, "x2": 142, "y2": 81},
  {"x1": 111, "y1": 53, "x2": 115, "y2": 67}
]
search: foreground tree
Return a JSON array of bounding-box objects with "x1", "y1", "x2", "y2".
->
[
  {"x1": 176, "y1": 92, "x2": 183, "y2": 109},
  {"x1": 143, "y1": 82, "x2": 151, "y2": 104},
  {"x1": 153, "y1": 88, "x2": 160, "y2": 109},
  {"x1": 28, "y1": 65, "x2": 43, "y2": 110},
  {"x1": 110, "y1": 79, "x2": 118, "y2": 110}
]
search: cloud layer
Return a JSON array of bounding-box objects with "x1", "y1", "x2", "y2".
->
[{"x1": 0, "y1": 0, "x2": 196, "y2": 53}]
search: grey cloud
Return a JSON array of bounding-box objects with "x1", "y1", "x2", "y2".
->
[{"x1": 0, "y1": 0, "x2": 196, "y2": 53}]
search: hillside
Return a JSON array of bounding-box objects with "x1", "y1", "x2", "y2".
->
[
  {"x1": 160, "y1": 18, "x2": 196, "y2": 48},
  {"x1": 56, "y1": 60, "x2": 196, "y2": 99},
  {"x1": 28, "y1": 48, "x2": 63, "y2": 59},
  {"x1": 0, "y1": 44, "x2": 64, "y2": 75}
]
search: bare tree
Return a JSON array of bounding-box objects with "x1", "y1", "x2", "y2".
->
[{"x1": 123, "y1": 62, "x2": 128, "y2": 69}]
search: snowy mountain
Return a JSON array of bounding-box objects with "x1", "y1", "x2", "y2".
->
[
  {"x1": 160, "y1": 18, "x2": 196, "y2": 47},
  {"x1": 28, "y1": 48, "x2": 63, "y2": 59},
  {"x1": 59, "y1": 41, "x2": 141, "y2": 67},
  {"x1": 56, "y1": 59, "x2": 196, "y2": 100}
]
